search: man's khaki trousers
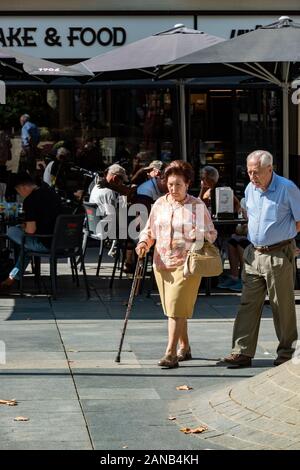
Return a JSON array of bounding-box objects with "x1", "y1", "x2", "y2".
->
[{"x1": 232, "y1": 241, "x2": 298, "y2": 359}]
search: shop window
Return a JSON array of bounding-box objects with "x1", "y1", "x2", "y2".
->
[{"x1": 188, "y1": 87, "x2": 282, "y2": 197}]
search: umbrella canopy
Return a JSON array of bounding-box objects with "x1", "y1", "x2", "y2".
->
[
  {"x1": 168, "y1": 16, "x2": 300, "y2": 74},
  {"x1": 167, "y1": 16, "x2": 300, "y2": 177},
  {"x1": 0, "y1": 47, "x2": 93, "y2": 78},
  {"x1": 80, "y1": 25, "x2": 224, "y2": 78}
]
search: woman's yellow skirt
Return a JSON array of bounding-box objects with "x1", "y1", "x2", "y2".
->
[{"x1": 154, "y1": 265, "x2": 202, "y2": 318}]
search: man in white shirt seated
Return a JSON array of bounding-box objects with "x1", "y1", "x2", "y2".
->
[
  {"x1": 89, "y1": 164, "x2": 128, "y2": 239},
  {"x1": 89, "y1": 164, "x2": 128, "y2": 212}
]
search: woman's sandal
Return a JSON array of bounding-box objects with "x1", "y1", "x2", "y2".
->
[
  {"x1": 177, "y1": 347, "x2": 192, "y2": 362},
  {"x1": 158, "y1": 354, "x2": 179, "y2": 368}
]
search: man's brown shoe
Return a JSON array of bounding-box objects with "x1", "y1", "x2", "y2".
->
[
  {"x1": 221, "y1": 353, "x2": 252, "y2": 367},
  {"x1": 158, "y1": 354, "x2": 179, "y2": 368},
  {"x1": 0, "y1": 277, "x2": 15, "y2": 292},
  {"x1": 273, "y1": 356, "x2": 290, "y2": 366}
]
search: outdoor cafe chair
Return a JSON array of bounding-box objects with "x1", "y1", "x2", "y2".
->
[
  {"x1": 19, "y1": 214, "x2": 90, "y2": 299},
  {"x1": 82, "y1": 201, "x2": 126, "y2": 287},
  {"x1": 82, "y1": 202, "x2": 106, "y2": 276}
]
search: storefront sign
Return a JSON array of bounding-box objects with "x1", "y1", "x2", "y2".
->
[
  {"x1": 197, "y1": 15, "x2": 300, "y2": 39},
  {"x1": 0, "y1": 15, "x2": 299, "y2": 59},
  {"x1": 0, "y1": 16, "x2": 194, "y2": 58},
  {"x1": 0, "y1": 27, "x2": 127, "y2": 48}
]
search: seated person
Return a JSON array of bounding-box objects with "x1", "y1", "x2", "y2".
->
[
  {"x1": 218, "y1": 198, "x2": 249, "y2": 292},
  {"x1": 89, "y1": 164, "x2": 130, "y2": 243},
  {"x1": 1, "y1": 172, "x2": 61, "y2": 290},
  {"x1": 198, "y1": 165, "x2": 219, "y2": 210},
  {"x1": 136, "y1": 171, "x2": 167, "y2": 203},
  {"x1": 199, "y1": 165, "x2": 240, "y2": 215},
  {"x1": 130, "y1": 158, "x2": 164, "y2": 186},
  {"x1": 43, "y1": 147, "x2": 71, "y2": 189},
  {"x1": 89, "y1": 163, "x2": 128, "y2": 215}
]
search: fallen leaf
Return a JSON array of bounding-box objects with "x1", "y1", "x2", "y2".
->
[
  {"x1": 122, "y1": 445, "x2": 128, "y2": 449},
  {"x1": 180, "y1": 426, "x2": 208, "y2": 434},
  {"x1": 0, "y1": 399, "x2": 17, "y2": 406},
  {"x1": 176, "y1": 385, "x2": 193, "y2": 391},
  {"x1": 168, "y1": 416, "x2": 177, "y2": 421},
  {"x1": 14, "y1": 416, "x2": 29, "y2": 422}
]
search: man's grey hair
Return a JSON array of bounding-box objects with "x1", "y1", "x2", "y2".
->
[
  {"x1": 56, "y1": 147, "x2": 70, "y2": 159},
  {"x1": 21, "y1": 114, "x2": 30, "y2": 121},
  {"x1": 201, "y1": 165, "x2": 219, "y2": 183},
  {"x1": 247, "y1": 150, "x2": 273, "y2": 167}
]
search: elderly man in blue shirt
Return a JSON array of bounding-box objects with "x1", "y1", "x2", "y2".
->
[
  {"x1": 19, "y1": 114, "x2": 40, "y2": 175},
  {"x1": 223, "y1": 150, "x2": 300, "y2": 368}
]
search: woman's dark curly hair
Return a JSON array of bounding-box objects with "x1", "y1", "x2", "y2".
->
[{"x1": 164, "y1": 160, "x2": 194, "y2": 185}]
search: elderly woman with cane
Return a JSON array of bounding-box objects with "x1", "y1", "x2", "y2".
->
[{"x1": 136, "y1": 160, "x2": 217, "y2": 368}]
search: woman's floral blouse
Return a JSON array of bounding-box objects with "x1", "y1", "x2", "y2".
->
[{"x1": 139, "y1": 194, "x2": 217, "y2": 270}]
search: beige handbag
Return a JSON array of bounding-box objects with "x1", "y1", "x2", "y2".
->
[{"x1": 183, "y1": 240, "x2": 223, "y2": 278}]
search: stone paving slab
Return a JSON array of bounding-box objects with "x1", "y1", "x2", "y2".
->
[
  {"x1": 83, "y1": 400, "x2": 226, "y2": 451},
  {"x1": 0, "y1": 326, "x2": 64, "y2": 352},
  {"x1": 0, "y1": 373, "x2": 78, "y2": 401},
  {"x1": 67, "y1": 351, "x2": 141, "y2": 369},
  {"x1": 0, "y1": 440, "x2": 92, "y2": 450},
  {"x1": 0, "y1": 352, "x2": 69, "y2": 370}
]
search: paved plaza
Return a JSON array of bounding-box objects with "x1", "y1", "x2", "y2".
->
[{"x1": 0, "y1": 254, "x2": 299, "y2": 450}]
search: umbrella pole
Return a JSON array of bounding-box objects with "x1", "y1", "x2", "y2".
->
[
  {"x1": 282, "y1": 63, "x2": 289, "y2": 178},
  {"x1": 282, "y1": 84, "x2": 289, "y2": 178},
  {"x1": 178, "y1": 79, "x2": 187, "y2": 162}
]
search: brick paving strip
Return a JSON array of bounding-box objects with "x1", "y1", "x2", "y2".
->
[{"x1": 171, "y1": 360, "x2": 300, "y2": 450}]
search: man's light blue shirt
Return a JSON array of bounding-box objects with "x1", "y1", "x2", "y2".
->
[
  {"x1": 245, "y1": 172, "x2": 300, "y2": 246},
  {"x1": 21, "y1": 121, "x2": 40, "y2": 147}
]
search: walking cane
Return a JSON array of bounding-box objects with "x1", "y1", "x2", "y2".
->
[{"x1": 115, "y1": 256, "x2": 146, "y2": 363}]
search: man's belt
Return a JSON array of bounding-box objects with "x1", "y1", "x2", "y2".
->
[{"x1": 253, "y1": 239, "x2": 292, "y2": 254}]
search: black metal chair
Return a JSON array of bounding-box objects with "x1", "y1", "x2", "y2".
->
[
  {"x1": 83, "y1": 201, "x2": 129, "y2": 288},
  {"x1": 82, "y1": 202, "x2": 107, "y2": 276},
  {"x1": 109, "y1": 237, "x2": 129, "y2": 289},
  {"x1": 109, "y1": 195, "x2": 152, "y2": 289},
  {"x1": 19, "y1": 214, "x2": 90, "y2": 299}
]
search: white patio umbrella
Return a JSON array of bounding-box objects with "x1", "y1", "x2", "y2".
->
[{"x1": 0, "y1": 46, "x2": 93, "y2": 78}]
